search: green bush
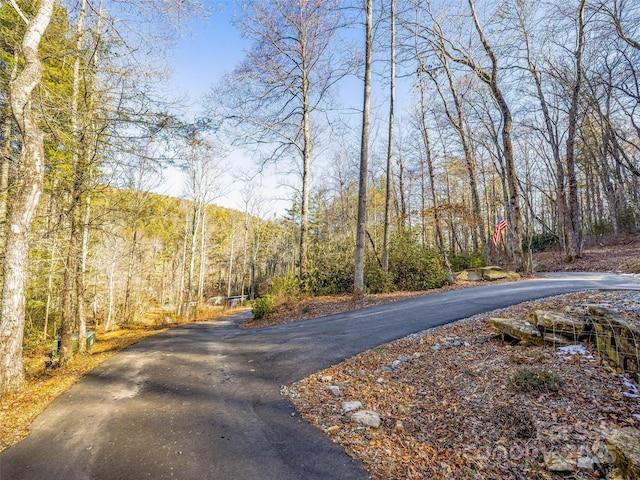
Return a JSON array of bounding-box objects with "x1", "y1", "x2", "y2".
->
[
  {"x1": 269, "y1": 274, "x2": 301, "y2": 298},
  {"x1": 364, "y1": 262, "x2": 394, "y2": 294},
  {"x1": 252, "y1": 295, "x2": 275, "y2": 319},
  {"x1": 590, "y1": 220, "x2": 612, "y2": 236},
  {"x1": 523, "y1": 233, "x2": 558, "y2": 253},
  {"x1": 389, "y1": 229, "x2": 447, "y2": 291},
  {"x1": 307, "y1": 240, "x2": 354, "y2": 295},
  {"x1": 513, "y1": 367, "x2": 564, "y2": 392},
  {"x1": 449, "y1": 252, "x2": 485, "y2": 271}
]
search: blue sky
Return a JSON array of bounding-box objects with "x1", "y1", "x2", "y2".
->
[
  {"x1": 159, "y1": 1, "x2": 402, "y2": 217},
  {"x1": 161, "y1": 3, "x2": 297, "y2": 216}
]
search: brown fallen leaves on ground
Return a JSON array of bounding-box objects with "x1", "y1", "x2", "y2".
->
[{"x1": 285, "y1": 291, "x2": 640, "y2": 479}]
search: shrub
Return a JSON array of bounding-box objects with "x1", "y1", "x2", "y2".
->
[
  {"x1": 523, "y1": 233, "x2": 558, "y2": 253},
  {"x1": 389, "y1": 229, "x2": 447, "y2": 290},
  {"x1": 307, "y1": 240, "x2": 354, "y2": 295},
  {"x1": 449, "y1": 252, "x2": 485, "y2": 271},
  {"x1": 269, "y1": 274, "x2": 301, "y2": 299},
  {"x1": 513, "y1": 367, "x2": 564, "y2": 392},
  {"x1": 364, "y1": 262, "x2": 394, "y2": 294},
  {"x1": 252, "y1": 295, "x2": 275, "y2": 319}
]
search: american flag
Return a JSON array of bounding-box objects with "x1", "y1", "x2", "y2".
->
[{"x1": 492, "y1": 216, "x2": 507, "y2": 246}]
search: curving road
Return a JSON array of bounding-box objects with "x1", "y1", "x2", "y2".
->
[{"x1": 1, "y1": 273, "x2": 639, "y2": 480}]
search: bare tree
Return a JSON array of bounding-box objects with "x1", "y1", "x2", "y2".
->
[
  {"x1": 382, "y1": 0, "x2": 396, "y2": 274},
  {"x1": 216, "y1": 0, "x2": 351, "y2": 287}
]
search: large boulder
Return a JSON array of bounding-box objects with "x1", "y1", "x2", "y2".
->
[
  {"x1": 588, "y1": 305, "x2": 640, "y2": 375},
  {"x1": 529, "y1": 310, "x2": 591, "y2": 340},
  {"x1": 481, "y1": 266, "x2": 509, "y2": 281},
  {"x1": 455, "y1": 269, "x2": 483, "y2": 281},
  {"x1": 489, "y1": 317, "x2": 544, "y2": 345}
]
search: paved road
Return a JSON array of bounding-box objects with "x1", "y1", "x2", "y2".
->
[{"x1": 2, "y1": 273, "x2": 639, "y2": 480}]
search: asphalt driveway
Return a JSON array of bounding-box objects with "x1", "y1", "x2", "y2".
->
[{"x1": 1, "y1": 273, "x2": 639, "y2": 479}]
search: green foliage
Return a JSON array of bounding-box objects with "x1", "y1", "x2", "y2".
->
[
  {"x1": 590, "y1": 220, "x2": 612, "y2": 236},
  {"x1": 252, "y1": 295, "x2": 274, "y2": 319},
  {"x1": 388, "y1": 229, "x2": 447, "y2": 291},
  {"x1": 512, "y1": 367, "x2": 564, "y2": 392},
  {"x1": 269, "y1": 274, "x2": 302, "y2": 299},
  {"x1": 523, "y1": 233, "x2": 558, "y2": 253},
  {"x1": 307, "y1": 240, "x2": 354, "y2": 295},
  {"x1": 619, "y1": 206, "x2": 638, "y2": 233},
  {"x1": 364, "y1": 262, "x2": 394, "y2": 294},
  {"x1": 449, "y1": 252, "x2": 485, "y2": 271}
]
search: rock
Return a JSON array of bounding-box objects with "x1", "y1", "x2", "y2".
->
[
  {"x1": 351, "y1": 410, "x2": 381, "y2": 428},
  {"x1": 391, "y1": 360, "x2": 402, "y2": 369},
  {"x1": 529, "y1": 310, "x2": 591, "y2": 339},
  {"x1": 325, "y1": 385, "x2": 342, "y2": 396},
  {"x1": 342, "y1": 401, "x2": 362, "y2": 413},
  {"x1": 321, "y1": 375, "x2": 333, "y2": 383},
  {"x1": 489, "y1": 317, "x2": 544, "y2": 345},
  {"x1": 412, "y1": 352, "x2": 421, "y2": 360},
  {"x1": 592, "y1": 440, "x2": 616, "y2": 465},
  {"x1": 394, "y1": 420, "x2": 404, "y2": 432},
  {"x1": 588, "y1": 306, "x2": 640, "y2": 375},
  {"x1": 482, "y1": 267, "x2": 509, "y2": 281},
  {"x1": 576, "y1": 456, "x2": 596, "y2": 471},
  {"x1": 506, "y1": 272, "x2": 521, "y2": 280},
  {"x1": 544, "y1": 453, "x2": 576, "y2": 473},
  {"x1": 542, "y1": 332, "x2": 572, "y2": 346},
  {"x1": 456, "y1": 269, "x2": 483, "y2": 281},
  {"x1": 397, "y1": 355, "x2": 409, "y2": 362},
  {"x1": 605, "y1": 428, "x2": 640, "y2": 479}
]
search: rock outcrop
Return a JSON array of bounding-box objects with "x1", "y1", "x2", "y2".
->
[
  {"x1": 606, "y1": 428, "x2": 640, "y2": 480},
  {"x1": 488, "y1": 318, "x2": 543, "y2": 345},
  {"x1": 588, "y1": 305, "x2": 640, "y2": 377},
  {"x1": 529, "y1": 310, "x2": 590, "y2": 340},
  {"x1": 455, "y1": 266, "x2": 520, "y2": 282}
]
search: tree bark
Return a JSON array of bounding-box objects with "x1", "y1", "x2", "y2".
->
[
  {"x1": 354, "y1": 0, "x2": 373, "y2": 298},
  {"x1": 382, "y1": 0, "x2": 395, "y2": 274},
  {"x1": 1, "y1": 0, "x2": 55, "y2": 394},
  {"x1": 565, "y1": 0, "x2": 586, "y2": 261}
]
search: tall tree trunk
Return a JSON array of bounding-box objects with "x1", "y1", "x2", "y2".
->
[
  {"x1": 417, "y1": 73, "x2": 454, "y2": 283},
  {"x1": 382, "y1": 0, "x2": 395, "y2": 274},
  {"x1": 429, "y1": 50, "x2": 485, "y2": 250},
  {"x1": 565, "y1": 0, "x2": 586, "y2": 261},
  {"x1": 1, "y1": 0, "x2": 55, "y2": 394},
  {"x1": 468, "y1": 0, "x2": 525, "y2": 269},
  {"x1": 354, "y1": 0, "x2": 373, "y2": 299},
  {"x1": 299, "y1": 43, "x2": 311, "y2": 287},
  {"x1": 198, "y1": 208, "x2": 207, "y2": 303}
]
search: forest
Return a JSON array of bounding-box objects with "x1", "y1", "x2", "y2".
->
[{"x1": 0, "y1": 0, "x2": 638, "y2": 395}]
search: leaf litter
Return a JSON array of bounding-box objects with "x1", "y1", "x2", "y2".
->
[{"x1": 285, "y1": 290, "x2": 640, "y2": 479}]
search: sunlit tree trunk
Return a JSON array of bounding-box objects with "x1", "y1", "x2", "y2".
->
[
  {"x1": 382, "y1": 0, "x2": 395, "y2": 274},
  {"x1": 1, "y1": 0, "x2": 55, "y2": 394},
  {"x1": 354, "y1": 0, "x2": 372, "y2": 299}
]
